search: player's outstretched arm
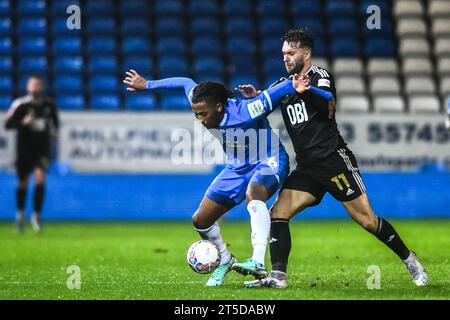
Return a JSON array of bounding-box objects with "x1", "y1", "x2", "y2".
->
[
  {"x1": 146, "y1": 78, "x2": 198, "y2": 101},
  {"x1": 243, "y1": 75, "x2": 305, "y2": 116},
  {"x1": 123, "y1": 69, "x2": 147, "y2": 91},
  {"x1": 252, "y1": 75, "x2": 334, "y2": 118},
  {"x1": 295, "y1": 74, "x2": 336, "y2": 119},
  {"x1": 238, "y1": 74, "x2": 333, "y2": 113},
  {"x1": 308, "y1": 86, "x2": 334, "y2": 101},
  {"x1": 236, "y1": 84, "x2": 261, "y2": 99},
  {"x1": 236, "y1": 79, "x2": 296, "y2": 123},
  {"x1": 123, "y1": 69, "x2": 198, "y2": 101},
  {"x1": 262, "y1": 78, "x2": 296, "y2": 107},
  {"x1": 238, "y1": 75, "x2": 335, "y2": 122},
  {"x1": 293, "y1": 74, "x2": 334, "y2": 102}
]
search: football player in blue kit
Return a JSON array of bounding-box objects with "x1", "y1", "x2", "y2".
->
[{"x1": 123, "y1": 69, "x2": 333, "y2": 286}]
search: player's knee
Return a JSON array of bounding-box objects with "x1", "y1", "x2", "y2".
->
[
  {"x1": 18, "y1": 178, "x2": 29, "y2": 189},
  {"x1": 368, "y1": 215, "x2": 379, "y2": 233},
  {"x1": 35, "y1": 175, "x2": 46, "y2": 185},
  {"x1": 245, "y1": 185, "x2": 268, "y2": 203},
  {"x1": 358, "y1": 213, "x2": 378, "y2": 233},
  {"x1": 245, "y1": 190, "x2": 256, "y2": 203},
  {"x1": 35, "y1": 176, "x2": 46, "y2": 185},
  {"x1": 269, "y1": 206, "x2": 289, "y2": 220},
  {"x1": 34, "y1": 171, "x2": 46, "y2": 184}
]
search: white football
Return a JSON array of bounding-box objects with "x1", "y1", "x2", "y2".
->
[{"x1": 187, "y1": 240, "x2": 220, "y2": 274}]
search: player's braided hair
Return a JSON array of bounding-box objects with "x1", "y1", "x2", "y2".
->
[
  {"x1": 191, "y1": 81, "x2": 233, "y2": 106},
  {"x1": 282, "y1": 28, "x2": 314, "y2": 50}
]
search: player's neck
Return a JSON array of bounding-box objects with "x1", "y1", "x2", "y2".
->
[
  {"x1": 217, "y1": 111, "x2": 225, "y2": 128},
  {"x1": 301, "y1": 61, "x2": 312, "y2": 75}
]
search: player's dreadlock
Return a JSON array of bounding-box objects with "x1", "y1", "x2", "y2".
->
[
  {"x1": 191, "y1": 81, "x2": 233, "y2": 106},
  {"x1": 282, "y1": 28, "x2": 315, "y2": 50}
]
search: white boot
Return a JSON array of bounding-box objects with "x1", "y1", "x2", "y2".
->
[
  {"x1": 30, "y1": 212, "x2": 42, "y2": 233},
  {"x1": 403, "y1": 251, "x2": 428, "y2": 286}
]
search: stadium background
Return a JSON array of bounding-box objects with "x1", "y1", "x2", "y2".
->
[{"x1": 0, "y1": 0, "x2": 449, "y2": 222}]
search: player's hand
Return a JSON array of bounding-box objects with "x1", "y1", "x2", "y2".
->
[
  {"x1": 236, "y1": 84, "x2": 260, "y2": 98},
  {"x1": 123, "y1": 69, "x2": 147, "y2": 91},
  {"x1": 328, "y1": 99, "x2": 336, "y2": 119},
  {"x1": 293, "y1": 74, "x2": 310, "y2": 93},
  {"x1": 22, "y1": 113, "x2": 34, "y2": 126}
]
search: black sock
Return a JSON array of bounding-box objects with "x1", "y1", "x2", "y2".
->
[
  {"x1": 33, "y1": 184, "x2": 45, "y2": 214},
  {"x1": 17, "y1": 186, "x2": 27, "y2": 211},
  {"x1": 375, "y1": 217, "x2": 410, "y2": 260},
  {"x1": 270, "y1": 219, "x2": 291, "y2": 273}
]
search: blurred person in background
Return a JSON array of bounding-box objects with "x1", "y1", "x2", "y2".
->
[
  {"x1": 4, "y1": 74, "x2": 59, "y2": 233},
  {"x1": 446, "y1": 94, "x2": 450, "y2": 131}
]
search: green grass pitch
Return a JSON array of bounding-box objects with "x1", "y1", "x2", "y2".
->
[{"x1": 0, "y1": 220, "x2": 449, "y2": 300}]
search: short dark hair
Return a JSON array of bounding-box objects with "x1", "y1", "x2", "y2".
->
[
  {"x1": 282, "y1": 28, "x2": 314, "y2": 50},
  {"x1": 29, "y1": 73, "x2": 44, "y2": 81},
  {"x1": 191, "y1": 81, "x2": 233, "y2": 106}
]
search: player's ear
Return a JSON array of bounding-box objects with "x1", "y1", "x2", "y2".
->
[
  {"x1": 304, "y1": 48, "x2": 312, "y2": 60},
  {"x1": 216, "y1": 102, "x2": 223, "y2": 113}
]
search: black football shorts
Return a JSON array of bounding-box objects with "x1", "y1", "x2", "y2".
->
[
  {"x1": 16, "y1": 153, "x2": 49, "y2": 180},
  {"x1": 282, "y1": 147, "x2": 366, "y2": 204}
]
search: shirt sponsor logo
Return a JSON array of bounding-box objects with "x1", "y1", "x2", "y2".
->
[
  {"x1": 286, "y1": 101, "x2": 309, "y2": 125},
  {"x1": 247, "y1": 99, "x2": 265, "y2": 119}
]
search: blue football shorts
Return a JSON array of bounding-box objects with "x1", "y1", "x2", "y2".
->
[{"x1": 205, "y1": 152, "x2": 290, "y2": 209}]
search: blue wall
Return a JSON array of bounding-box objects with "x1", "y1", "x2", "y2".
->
[{"x1": 1, "y1": 169, "x2": 449, "y2": 221}]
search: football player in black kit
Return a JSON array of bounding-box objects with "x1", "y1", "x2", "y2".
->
[
  {"x1": 237, "y1": 29, "x2": 428, "y2": 288},
  {"x1": 4, "y1": 75, "x2": 59, "y2": 233}
]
